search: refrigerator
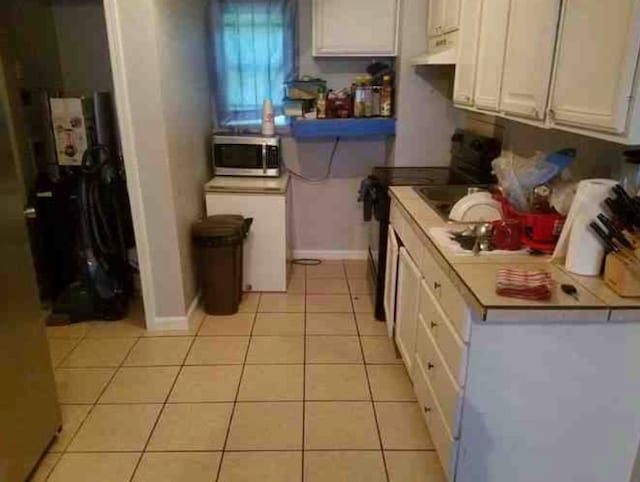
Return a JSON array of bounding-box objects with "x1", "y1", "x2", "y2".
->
[{"x1": 0, "y1": 21, "x2": 61, "y2": 482}]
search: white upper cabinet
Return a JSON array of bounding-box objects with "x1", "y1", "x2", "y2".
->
[
  {"x1": 428, "y1": 0, "x2": 446, "y2": 37},
  {"x1": 312, "y1": 0, "x2": 400, "y2": 57},
  {"x1": 550, "y1": 0, "x2": 640, "y2": 134},
  {"x1": 428, "y1": 0, "x2": 461, "y2": 37},
  {"x1": 443, "y1": 0, "x2": 461, "y2": 34},
  {"x1": 453, "y1": 0, "x2": 482, "y2": 106},
  {"x1": 473, "y1": 0, "x2": 510, "y2": 111},
  {"x1": 500, "y1": 0, "x2": 560, "y2": 120}
]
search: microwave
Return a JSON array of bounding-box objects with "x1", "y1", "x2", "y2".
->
[{"x1": 212, "y1": 134, "x2": 281, "y2": 177}]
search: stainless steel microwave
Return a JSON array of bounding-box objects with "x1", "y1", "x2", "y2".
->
[{"x1": 212, "y1": 134, "x2": 281, "y2": 177}]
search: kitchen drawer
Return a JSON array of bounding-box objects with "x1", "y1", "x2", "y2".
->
[
  {"x1": 414, "y1": 355, "x2": 457, "y2": 481},
  {"x1": 401, "y1": 217, "x2": 423, "y2": 268},
  {"x1": 419, "y1": 279, "x2": 468, "y2": 386},
  {"x1": 420, "y1": 245, "x2": 470, "y2": 341},
  {"x1": 390, "y1": 201, "x2": 403, "y2": 235},
  {"x1": 390, "y1": 201, "x2": 422, "y2": 267},
  {"x1": 416, "y1": 313, "x2": 463, "y2": 438}
]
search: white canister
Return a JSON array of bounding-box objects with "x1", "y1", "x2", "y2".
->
[{"x1": 261, "y1": 99, "x2": 275, "y2": 136}]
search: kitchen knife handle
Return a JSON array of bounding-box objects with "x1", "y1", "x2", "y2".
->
[{"x1": 589, "y1": 221, "x2": 617, "y2": 253}]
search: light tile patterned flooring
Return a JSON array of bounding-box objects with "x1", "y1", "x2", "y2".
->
[{"x1": 33, "y1": 260, "x2": 446, "y2": 482}]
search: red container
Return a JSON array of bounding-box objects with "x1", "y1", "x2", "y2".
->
[{"x1": 496, "y1": 196, "x2": 566, "y2": 253}]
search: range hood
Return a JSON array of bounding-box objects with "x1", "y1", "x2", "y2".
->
[{"x1": 411, "y1": 47, "x2": 457, "y2": 65}]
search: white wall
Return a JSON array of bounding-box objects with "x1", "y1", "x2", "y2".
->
[
  {"x1": 104, "y1": 0, "x2": 210, "y2": 329},
  {"x1": 51, "y1": 0, "x2": 114, "y2": 94},
  {"x1": 287, "y1": 0, "x2": 455, "y2": 256},
  {"x1": 393, "y1": 0, "x2": 457, "y2": 167},
  {"x1": 154, "y1": 0, "x2": 211, "y2": 307}
]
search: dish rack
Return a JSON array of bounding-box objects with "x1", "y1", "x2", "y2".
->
[{"x1": 496, "y1": 195, "x2": 566, "y2": 253}]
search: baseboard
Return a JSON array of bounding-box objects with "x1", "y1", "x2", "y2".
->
[
  {"x1": 148, "y1": 293, "x2": 201, "y2": 332},
  {"x1": 292, "y1": 250, "x2": 368, "y2": 260}
]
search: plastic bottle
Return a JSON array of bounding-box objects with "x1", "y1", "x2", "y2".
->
[
  {"x1": 261, "y1": 99, "x2": 275, "y2": 136},
  {"x1": 364, "y1": 75, "x2": 374, "y2": 117},
  {"x1": 353, "y1": 77, "x2": 365, "y2": 118}
]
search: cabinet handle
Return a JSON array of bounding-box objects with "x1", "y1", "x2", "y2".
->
[
  {"x1": 423, "y1": 406, "x2": 432, "y2": 413},
  {"x1": 427, "y1": 362, "x2": 435, "y2": 370},
  {"x1": 430, "y1": 321, "x2": 438, "y2": 330},
  {"x1": 433, "y1": 281, "x2": 441, "y2": 290}
]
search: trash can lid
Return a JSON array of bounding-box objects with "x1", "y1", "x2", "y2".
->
[{"x1": 192, "y1": 215, "x2": 252, "y2": 244}]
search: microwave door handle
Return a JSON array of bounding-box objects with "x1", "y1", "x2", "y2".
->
[{"x1": 262, "y1": 144, "x2": 267, "y2": 173}]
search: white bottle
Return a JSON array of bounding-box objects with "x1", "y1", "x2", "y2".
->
[{"x1": 261, "y1": 99, "x2": 275, "y2": 136}]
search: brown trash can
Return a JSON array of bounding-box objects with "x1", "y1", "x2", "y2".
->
[{"x1": 193, "y1": 215, "x2": 252, "y2": 315}]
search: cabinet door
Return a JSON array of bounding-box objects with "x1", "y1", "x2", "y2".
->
[
  {"x1": 384, "y1": 225, "x2": 400, "y2": 338},
  {"x1": 500, "y1": 0, "x2": 560, "y2": 119},
  {"x1": 428, "y1": 0, "x2": 445, "y2": 37},
  {"x1": 443, "y1": 0, "x2": 462, "y2": 33},
  {"x1": 549, "y1": 0, "x2": 640, "y2": 133},
  {"x1": 313, "y1": 0, "x2": 399, "y2": 56},
  {"x1": 395, "y1": 247, "x2": 422, "y2": 378},
  {"x1": 473, "y1": 0, "x2": 510, "y2": 111},
  {"x1": 453, "y1": 0, "x2": 482, "y2": 106}
]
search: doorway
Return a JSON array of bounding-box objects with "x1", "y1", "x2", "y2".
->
[{"x1": 5, "y1": 0, "x2": 146, "y2": 328}]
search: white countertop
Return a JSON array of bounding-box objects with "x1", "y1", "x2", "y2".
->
[
  {"x1": 389, "y1": 185, "x2": 640, "y2": 321},
  {"x1": 204, "y1": 173, "x2": 290, "y2": 194}
]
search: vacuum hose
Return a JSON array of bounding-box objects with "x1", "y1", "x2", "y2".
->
[{"x1": 79, "y1": 145, "x2": 129, "y2": 287}]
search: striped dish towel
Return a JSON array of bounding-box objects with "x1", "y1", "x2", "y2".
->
[{"x1": 496, "y1": 268, "x2": 553, "y2": 301}]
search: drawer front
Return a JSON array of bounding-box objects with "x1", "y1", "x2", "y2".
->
[
  {"x1": 419, "y1": 280, "x2": 468, "y2": 386},
  {"x1": 414, "y1": 356, "x2": 457, "y2": 481},
  {"x1": 390, "y1": 201, "x2": 403, "y2": 236},
  {"x1": 416, "y1": 313, "x2": 462, "y2": 437},
  {"x1": 402, "y1": 217, "x2": 423, "y2": 268},
  {"x1": 421, "y1": 245, "x2": 470, "y2": 342}
]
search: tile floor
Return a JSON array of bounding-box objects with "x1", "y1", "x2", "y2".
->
[{"x1": 33, "y1": 260, "x2": 446, "y2": 482}]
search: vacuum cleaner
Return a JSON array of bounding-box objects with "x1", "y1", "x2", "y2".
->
[{"x1": 49, "y1": 143, "x2": 133, "y2": 322}]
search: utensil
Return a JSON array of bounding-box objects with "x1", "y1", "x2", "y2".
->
[
  {"x1": 589, "y1": 221, "x2": 617, "y2": 253},
  {"x1": 597, "y1": 213, "x2": 633, "y2": 248}
]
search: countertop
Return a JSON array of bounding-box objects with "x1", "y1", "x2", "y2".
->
[
  {"x1": 205, "y1": 173, "x2": 290, "y2": 194},
  {"x1": 390, "y1": 186, "x2": 640, "y2": 322}
]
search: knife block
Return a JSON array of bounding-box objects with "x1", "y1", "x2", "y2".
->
[{"x1": 604, "y1": 252, "x2": 640, "y2": 297}]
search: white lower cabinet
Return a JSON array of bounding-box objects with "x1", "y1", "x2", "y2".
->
[
  {"x1": 390, "y1": 200, "x2": 468, "y2": 481},
  {"x1": 395, "y1": 247, "x2": 422, "y2": 378},
  {"x1": 390, "y1": 197, "x2": 640, "y2": 482},
  {"x1": 383, "y1": 225, "x2": 400, "y2": 337},
  {"x1": 414, "y1": 354, "x2": 458, "y2": 480}
]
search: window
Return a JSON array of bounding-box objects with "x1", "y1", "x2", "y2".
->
[{"x1": 211, "y1": 0, "x2": 297, "y2": 127}]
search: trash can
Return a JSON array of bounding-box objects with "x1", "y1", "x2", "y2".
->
[{"x1": 193, "y1": 215, "x2": 252, "y2": 315}]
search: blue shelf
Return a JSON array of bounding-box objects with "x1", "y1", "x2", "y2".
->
[{"x1": 290, "y1": 118, "x2": 396, "y2": 139}]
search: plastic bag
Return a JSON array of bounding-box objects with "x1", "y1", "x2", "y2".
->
[{"x1": 492, "y1": 151, "x2": 560, "y2": 212}]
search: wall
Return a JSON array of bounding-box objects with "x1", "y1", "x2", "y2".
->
[
  {"x1": 104, "y1": 0, "x2": 210, "y2": 328},
  {"x1": 287, "y1": 0, "x2": 455, "y2": 256},
  {"x1": 51, "y1": 0, "x2": 114, "y2": 94},
  {"x1": 393, "y1": 0, "x2": 457, "y2": 167},
  {"x1": 153, "y1": 0, "x2": 211, "y2": 308}
]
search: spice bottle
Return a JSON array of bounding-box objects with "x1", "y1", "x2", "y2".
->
[
  {"x1": 353, "y1": 77, "x2": 365, "y2": 118},
  {"x1": 364, "y1": 75, "x2": 374, "y2": 117},
  {"x1": 381, "y1": 75, "x2": 393, "y2": 117},
  {"x1": 316, "y1": 87, "x2": 327, "y2": 119}
]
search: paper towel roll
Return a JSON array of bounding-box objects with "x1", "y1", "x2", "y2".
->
[{"x1": 554, "y1": 178, "x2": 617, "y2": 275}]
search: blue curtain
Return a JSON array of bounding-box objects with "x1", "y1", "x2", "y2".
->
[{"x1": 212, "y1": 0, "x2": 297, "y2": 127}]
